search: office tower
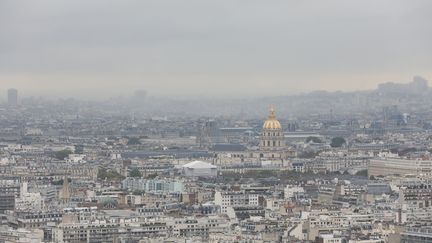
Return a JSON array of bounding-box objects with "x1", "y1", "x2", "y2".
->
[{"x1": 7, "y1": 88, "x2": 18, "y2": 107}]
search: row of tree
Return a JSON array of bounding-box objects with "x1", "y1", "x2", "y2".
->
[{"x1": 305, "y1": 136, "x2": 346, "y2": 148}]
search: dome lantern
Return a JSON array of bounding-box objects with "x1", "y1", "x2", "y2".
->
[{"x1": 263, "y1": 106, "x2": 281, "y2": 130}]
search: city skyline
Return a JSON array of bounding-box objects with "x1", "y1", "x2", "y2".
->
[
  {"x1": 2, "y1": 1, "x2": 432, "y2": 242},
  {"x1": 1, "y1": 75, "x2": 430, "y2": 101}
]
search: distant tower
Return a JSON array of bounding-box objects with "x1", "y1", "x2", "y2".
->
[
  {"x1": 199, "y1": 120, "x2": 221, "y2": 148},
  {"x1": 260, "y1": 107, "x2": 285, "y2": 151},
  {"x1": 59, "y1": 177, "x2": 71, "y2": 204},
  {"x1": 7, "y1": 89, "x2": 18, "y2": 107},
  {"x1": 334, "y1": 183, "x2": 345, "y2": 198},
  {"x1": 133, "y1": 89, "x2": 147, "y2": 104},
  {"x1": 134, "y1": 89, "x2": 147, "y2": 99}
]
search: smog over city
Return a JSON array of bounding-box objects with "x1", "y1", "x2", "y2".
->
[
  {"x1": 1, "y1": 1, "x2": 432, "y2": 242},
  {"x1": 2, "y1": 0, "x2": 432, "y2": 99}
]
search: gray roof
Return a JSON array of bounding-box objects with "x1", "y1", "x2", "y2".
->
[{"x1": 211, "y1": 144, "x2": 246, "y2": 152}]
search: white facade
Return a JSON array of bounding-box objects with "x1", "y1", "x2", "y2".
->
[
  {"x1": 0, "y1": 227, "x2": 44, "y2": 243},
  {"x1": 369, "y1": 158, "x2": 432, "y2": 177},
  {"x1": 284, "y1": 185, "x2": 305, "y2": 199},
  {"x1": 214, "y1": 191, "x2": 259, "y2": 213},
  {"x1": 15, "y1": 182, "x2": 44, "y2": 212},
  {"x1": 167, "y1": 216, "x2": 228, "y2": 237},
  {"x1": 182, "y1": 161, "x2": 217, "y2": 178},
  {"x1": 122, "y1": 178, "x2": 184, "y2": 193}
]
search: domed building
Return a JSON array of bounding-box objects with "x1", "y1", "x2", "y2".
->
[
  {"x1": 260, "y1": 107, "x2": 285, "y2": 151},
  {"x1": 212, "y1": 106, "x2": 295, "y2": 167},
  {"x1": 258, "y1": 107, "x2": 292, "y2": 160}
]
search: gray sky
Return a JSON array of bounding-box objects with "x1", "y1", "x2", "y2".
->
[{"x1": 1, "y1": 0, "x2": 431, "y2": 99}]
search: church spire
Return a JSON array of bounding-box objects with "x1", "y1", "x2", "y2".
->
[
  {"x1": 60, "y1": 176, "x2": 71, "y2": 204},
  {"x1": 268, "y1": 106, "x2": 276, "y2": 119}
]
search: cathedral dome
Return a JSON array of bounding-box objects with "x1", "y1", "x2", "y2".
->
[{"x1": 263, "y1": 107, "x2": 282, "y2": 130}]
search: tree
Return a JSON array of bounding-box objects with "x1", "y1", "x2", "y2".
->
[
  {"x1": 52, "y1": 178, "x2": 71, "y2": 185},
  {"x1": 355, "y1": 170, "x2": 368, "y2": 177},
  {"x1": 330, "y1": 137, "x2": 346, "y2": 148},
  {"x1": 129, "y1": 168, "x2": 142, "y2": 178},
  {"x1": 97, "y1": 168, "x2": 107, "y2": 179},
  {"x1": 132, "y1": 190, "x2": 144, "y2": 195},
  {"x1": 74, "y1": 144, "x2": 84, "y2": 154},
  {"x1": 146, "y1": 173, "x2": 158, "y2": 179},
  {"x1": 127, "y1": 137, "x2": 141, "y2": 145},
  {"x1": 306, "y1": 136, "x2": 322, "y2": 143},
  {"x1": 97, "y1": 167, "x2": 125, "y2": 180},
  {"x1": 298, "y1": 151, "x2": 318, "y2": 158},
  {"x1": 55, "y1": 149, "x2": 73, "y2": 160}
]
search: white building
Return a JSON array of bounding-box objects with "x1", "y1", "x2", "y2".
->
[
  {"x1": 122, "y1": 178, "x2": 184, "y2": 193},
  {"x1": 182, "y1": 161, "x2": 217, "y2": 178},
  {"x1": 53, "y1": 220, "x2": 167, "y2": 242},
  {"x1": 214, "y1": 191, "x2": 259, "y2": 213},
  {"x1": 167, "y1": 216, "x2": 229, "y2": 237},
  {"x1": 15, "y1": 182, "x2": 44, "y2": 212},
  {"x1": 66, "y1": 154, "x2": 86, "y2": 164},
  {"x1": 0, "y1": 227, "x2": 44, "y2": 243},
  {"x1": 369, "y1": 157, "x2": 432, "y2": 178},
  {"x1": 284, "y1": 185, "x2": 305, "y2": 200}
]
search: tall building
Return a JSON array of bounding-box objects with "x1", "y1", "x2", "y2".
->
[
  {"x1": 59, "y1": 177, "x2": 71, "y2": 204},
  {"x1": 0, "y1": 177, "x2": 20, "y2": 213},
  {"x1": 260, "y1": 107, "x2": 285, "y2": 151},
  {"x1": 213, "y1": 106, "x2": 295, "y2": 165},
  {"x1": 258, "y1": 107, "x2": 294, "y2": 160},
  {"x1": 7, "y1": 88, "x2": 18, "y2": 107},
  {"x1": 214, "y1": 191, "x2": 259, "y2": 213}
]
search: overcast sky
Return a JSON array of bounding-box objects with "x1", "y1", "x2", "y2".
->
[{"x1": 1, "y1": 0, "x2": 431, "y2": 99}]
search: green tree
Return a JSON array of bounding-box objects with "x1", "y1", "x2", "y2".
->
[
  {"x1": 98, "y1": 167, "x2": 125, "y2": 180},
  {"x1": 129, "y1": 168, "x2": 142, "y2": 178},
  {"x1": 298, "y1": 151, "x2": 318, "y2": 158},
  {"x1": 355, "y1": 169, "x2": 368, "y2": 177},
  {"x1": 306, "y1": 136, "x2": 322, "y2": 143},
  {"x1": 132, "y1": 190, "x2": 144, "y2": 195},
  {"x1": 52, "y1": 178, "x2": 71, "y2": 185},
  {"x1": 97, "y1": 168, "x2": 107, "y2": 179},
  {"x1": 146, "y1": 173, "x2": 158, "y2": 179},
  {"x1": 330, "y1": 137, "x2": 346, "y2": 148},
  {"x1": 74, "y1": 145, "x2": 84, "y2": 154},
  {"x1": 127, "y1": 137, "x2": 141, "y2": 145},
  {"x1": 55, "y1": 149, "x2": 73, "y2": 160}
]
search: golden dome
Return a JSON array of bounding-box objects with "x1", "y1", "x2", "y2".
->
[{"x1": 263, "y1": 107, "x2": 282, "y2": 130}]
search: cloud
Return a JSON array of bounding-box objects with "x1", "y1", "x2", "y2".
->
[{"x1": 0, "y1": 0, "x2": 431, "y2": 98}]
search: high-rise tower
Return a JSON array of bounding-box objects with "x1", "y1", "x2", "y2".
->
[{"x1": 7, "y1": 89, "x2": 18, "y2": 107}]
